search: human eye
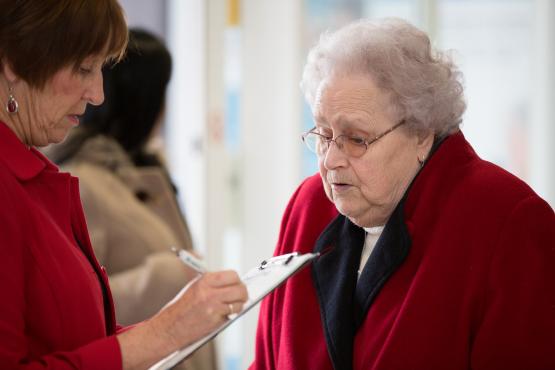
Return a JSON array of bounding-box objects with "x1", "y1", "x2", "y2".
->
[
  {"x1": 77, "y1": 55, "x2": 104, "y2": 76},
  {"x1": 321, "y1": 133, "x2": 333, "y2": 142},
  {"x1": 347, "y1": 136, "x2": 367, "y2": 146},
  {"x1": 78, "y1": 65, "x2": 93, "y2": 75}
]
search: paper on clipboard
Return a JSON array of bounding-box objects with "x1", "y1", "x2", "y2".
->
[{"x1": 148, "y1": 252, "x2": 319, "y2": 370}]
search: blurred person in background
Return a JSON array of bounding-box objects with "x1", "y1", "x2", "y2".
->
[
  {"x1": 0, "y1": 1, "x2": 247, "y2": 369},
  {"x1": 46, "y1": 28, "x2": 217, "y2": 370},
  {"x1": 251, "y1": 18, "x2": 555, "y2": 370}
]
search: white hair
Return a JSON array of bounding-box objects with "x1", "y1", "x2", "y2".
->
[{"x1": 300, "y1": 18, "x2": 466, "y2": 138}]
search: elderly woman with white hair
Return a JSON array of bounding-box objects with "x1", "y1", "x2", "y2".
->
[{"x1": 251, "y1": 18, "x2": 555, "y2": 370}]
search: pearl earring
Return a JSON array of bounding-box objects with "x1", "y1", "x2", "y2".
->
[{"x1": 417, "y1": 156, "x2": 425, "y2": 167}]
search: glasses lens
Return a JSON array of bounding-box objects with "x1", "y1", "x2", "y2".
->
[
  {"x1": 339, "y1": 136, "x2": 367, "y2": 157},
  {"x1": 303, "y1": 132, "x2": 326, "y2": 155}
]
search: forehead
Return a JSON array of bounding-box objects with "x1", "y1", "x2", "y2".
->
[
  {"x1": 82, "y1": 53, "x2": 108, "y2": 65},
  {"x1": 313, "y1": 75, "x2": 389, "y2": 125}
]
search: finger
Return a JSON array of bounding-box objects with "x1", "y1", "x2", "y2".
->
[
  {"x1": 203, "y1": 270, "x2": 242, "y2": 288},
  {"x1": 216, "y1": 301, "x2": 246, "y2": 317},
  {"x1": 214, "y1": 284, "x2": 249, "y2": 303},
  {"x1": 227, "y1": 301, "x2": 245, "y2": 314}
]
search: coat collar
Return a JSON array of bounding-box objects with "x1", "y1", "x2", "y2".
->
[
  {"x1": 404, "y1": 131, "x2": 475, "y2": 219},
  {"x1": 312, "y1": 199, "x2": 411, "y2": 370},
  {"x1": 312, "y1": 215, "x2": 364, "y2": 370},
  {"x1": 0, "y1": 121, "x2": 59, "y2": 180}
]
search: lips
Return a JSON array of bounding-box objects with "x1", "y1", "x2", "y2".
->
[
  {"x1": 327, "y1": 174, "x2": 354, "y2": 193},
  {"x1": 331, "y1": 180, "x2": 350, "y2": 186},
  {"x1": 67, "y1": 115, "x2": 81, "y2": 125},
  {"x1": 327, "y1": 174, "x2": 351, "y2": 186},
  {"x1": 330, "y1": 183, "x2": 352, "y2": 193}
]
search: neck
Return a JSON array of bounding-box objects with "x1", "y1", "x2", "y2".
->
[
  {"x1": 0, "y1": 112, "x2": 28, "y2": 145},
  {"x1": 363, "y1": 225, "x2": 385, "y2": 234}
]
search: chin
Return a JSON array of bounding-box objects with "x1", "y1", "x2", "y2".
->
[
  {"x1": 50, "y1": 136, "x2": 65, "y2": 144},
  {"x1": 42, "y1": 136, "x2": 64, "y2": 147},
  {"x1": 336, "y1": 203, "x2": 384, "y2": 228},
  {"x1": 343, "y1": 213, "x2": 370, "y2": 228},
  {"x1": 345, "y1": 214, "x2": 377, "y2": 228},
  {"x1": 51, "y1": 129, "x2": 73, "y2": 144},
  {"x1": 334, "y1": 203, "x2": 360, "y2": 221}
]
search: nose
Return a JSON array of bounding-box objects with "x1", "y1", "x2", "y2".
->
[
  {"x1": 323, "y1": 139, "x2": 348, "y2": 170},
  {"x1": 85, "y1": 70, "x2": 105, "y2": 106}
]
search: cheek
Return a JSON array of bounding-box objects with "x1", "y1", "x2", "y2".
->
[
  {"x1": 354, "y1": 160, "x2": 391, "y2": 198},
  {"x1": 51, "y1": 75, "x2": 83, "y2": 105},
  {"x1": 361, "y1": 151, "x2": 416, "y2": 202},
  {"x1": 318, "y1": 160, "x2": 334, "y2": 200}
]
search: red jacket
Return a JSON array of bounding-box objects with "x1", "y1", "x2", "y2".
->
[
  {"x1": 0, "y1": 122, "x2": 123, "y2": 369},
  {"x1": 251, "y1": 132, "x2": 555, "y2": 370}
]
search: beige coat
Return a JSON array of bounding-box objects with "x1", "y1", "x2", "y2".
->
[{"x1": 62, "y1": 135, "x2": 216, "y2": 370}]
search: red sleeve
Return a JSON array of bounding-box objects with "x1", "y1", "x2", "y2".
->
[
  {"x1": 11, "y1": 336, "x2": 123, "y2": 370},
  {"x1": 471, "y1": 196, "x2": 555, "y2": 369},
  {"x1": 250, "y1": 174, "x2": 337, "y2": 370}
]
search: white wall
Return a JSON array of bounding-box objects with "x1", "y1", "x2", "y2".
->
[
  {"x1": 165, "y1": 0, "x2": 207, "y2": 255},
  {"x1": 164, "y1": 0, "x2": 304, "y2": 368},
  {"x1": 239, "y1": 0, "x2": 303, "y2": 366},
  {"x1": 119, "y1": 0, "x2": 166, "y2": 39},
  {"x1": 530, "y1": 0, "x2": 555, "y2": 205}
]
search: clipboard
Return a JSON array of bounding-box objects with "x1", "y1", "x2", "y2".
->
[{"x1": 148, "y1": 252, "x2": 319, "y2": 370}]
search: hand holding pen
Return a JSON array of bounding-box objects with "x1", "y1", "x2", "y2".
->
[
  {"x1": 119, "y1": 248, "x2": 248, "y2": 366},
  {"x1": 170, "y1": 247, "x2": 247, "y2": 318}
]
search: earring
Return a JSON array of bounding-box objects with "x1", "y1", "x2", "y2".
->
[
  {"x1": 417, "y1": 156, "x2": 425, "y2": 167},
  {"x1": 6, "y1": 85, "x2": 19, "y2": 114}
]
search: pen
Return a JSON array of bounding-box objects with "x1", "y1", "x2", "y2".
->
[{"x1": 171, "y1": 247, "x2": 206, "y2": 274}]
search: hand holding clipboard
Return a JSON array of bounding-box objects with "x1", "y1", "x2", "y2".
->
[{"x1": 149, "y1": 251, "x2": 319, "y2": 370}]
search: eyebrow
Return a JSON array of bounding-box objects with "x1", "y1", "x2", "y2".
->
[
  {"x1": 334, "y1": 115, "x2": 375, "y2": 133},
  {"x1": 313, "y1": 113, "x2": 327, "y2": 126}
]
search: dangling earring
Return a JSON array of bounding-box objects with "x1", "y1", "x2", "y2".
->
[{"x1": 6, "y1": 85, "x2": 19, "y2": 114}]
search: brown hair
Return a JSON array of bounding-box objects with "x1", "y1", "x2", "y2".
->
[{"x1": 0, "y1": 0, "x2": 128, "y2": 89}]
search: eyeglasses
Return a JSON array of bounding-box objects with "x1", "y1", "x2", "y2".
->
[{"x1": 301, "y1": 120, "x2": 406, "y2": 158}]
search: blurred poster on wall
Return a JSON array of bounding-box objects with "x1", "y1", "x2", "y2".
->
[{"x1": 438, "y1": 0, "x2": 534, "y2": 180}]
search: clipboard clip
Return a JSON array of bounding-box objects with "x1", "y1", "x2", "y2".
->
[{"x1": 259, "y1": 252, "x2": 299, "y2": 270}]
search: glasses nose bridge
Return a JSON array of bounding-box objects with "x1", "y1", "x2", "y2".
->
[
  {"x1": 323, "y1": 135, "x2": 348, "y2": 157},
  {"x1": 326, "y1": 135, "x2": 345, "y2": 151},
  {"x1": 322, "y1": 135, "x2": 351, "y2": 169}
]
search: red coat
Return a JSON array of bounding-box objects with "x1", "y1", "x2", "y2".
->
[
  {"x1": 251, "y1": 131, "x2": 555, "y2": 370},
  {"x1": 0, "y1": 122, "x2": 123, "y2": 369}
]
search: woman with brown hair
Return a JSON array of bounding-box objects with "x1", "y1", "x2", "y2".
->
[
  {"x1": 0, "y1": 1, "x2": 247, "y2": 369},
  {"x1": 47, "y1": 28, "x2": 218, "y2": 370}
]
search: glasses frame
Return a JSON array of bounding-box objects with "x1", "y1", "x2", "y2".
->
[{"x1": 301, "y1": 119, "x2": 407, "y2": 158}]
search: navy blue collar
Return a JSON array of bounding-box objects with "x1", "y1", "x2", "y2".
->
[{"x1": 312, "y1": 197, "x2": 411, "y2": 370}]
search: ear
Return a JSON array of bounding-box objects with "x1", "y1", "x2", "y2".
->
[
  {"x1": 1, "y1": 59, "x2": 19, "y2": 84},
  {"x1": 416, "y1": 130, "x2": 435, "y2": 160}
]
